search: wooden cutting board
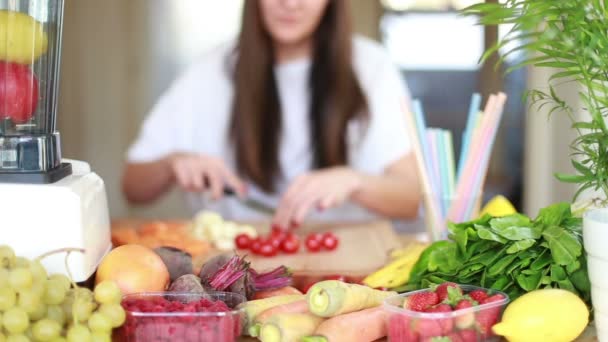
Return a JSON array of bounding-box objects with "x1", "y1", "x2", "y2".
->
[{"x1": 241, "y1": 221, "x2": 401, "y2": 277}]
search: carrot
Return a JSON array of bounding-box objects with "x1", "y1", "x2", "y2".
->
[
  {"x1": 253, "y1": 286, "x2": 303, "y2": 300},
  {"x1": 259, "y1": 313, "x2": 324, "y2": 342},
  {"x1": 301, "y1": 307, "x2": 387, "y2": 342},
  {"x1": 306, "y1": 280, "x2": 396, "y2": 317},
  {"x1": 248, "y1": 299, "x2": 309, "y2": 337},
  {"x1": 237, "y1": 294, "x2": 304, "y2": 333}
]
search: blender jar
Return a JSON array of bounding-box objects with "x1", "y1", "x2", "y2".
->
[{"x1": 0, "y1": 0, "x2": 70, "y2": 183}]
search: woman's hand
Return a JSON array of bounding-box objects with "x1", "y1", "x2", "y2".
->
[
  {"x1": 166, "y1": 152, "x2": 246, "y2": 199},
  {"x1": 272, "y1": 167, "x2": 363, "y2": 229}
]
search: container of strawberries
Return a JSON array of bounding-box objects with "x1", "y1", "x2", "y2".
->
[
  {"x1": 383, "y1": 283, "x2": 509, "y2": 341},
  {"x1": 116, "y1": 291, "x2": 246, "y2": 342}
]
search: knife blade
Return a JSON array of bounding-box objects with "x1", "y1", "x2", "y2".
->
[{"x1": 223, "y1": 187, "x2": 275, "y2": 215}]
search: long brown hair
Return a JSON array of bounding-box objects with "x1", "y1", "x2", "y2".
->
[{"x1": 230, "y1": 0, "x2": 367, "y2": 192}]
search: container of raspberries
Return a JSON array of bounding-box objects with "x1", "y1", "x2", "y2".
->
[
  {"x1": 383, "y1": 283, "x2": 509, "y2": 342},
  {"x1": 116, "y1": 291, "x2": 246, "y2": 342}
]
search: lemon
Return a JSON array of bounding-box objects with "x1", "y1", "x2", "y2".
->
[
  {"x1": 479, "y1": 195, "x2": 517, "y2": 217},
  {"x1": 492, "y1": 289, "x2": 588, "y2": 342},
  {"x1": 0, "y1": 10, "x2": 48, "y2": 64}
]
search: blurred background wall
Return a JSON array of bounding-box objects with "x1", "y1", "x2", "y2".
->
[{"x1": 57, "y1": 0, "x2": 578, "y2": 221}]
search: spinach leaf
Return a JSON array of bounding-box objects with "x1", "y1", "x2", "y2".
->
[
  {"x1": 558, "y1": 278, "x2": 577, "y2": 293},
  {"x1": 490, "y1": 276, "x2": 511, "y2": 290},
  {"x1": 542, "y1": 225, "x2": 583, "y2": 265},
  {"x1": 570, "y1": 261, "x2": 591, "y2": 295},
  {"x1": 477, "y1": 226, "x2": 508, "y2": 243},
  {"x1": 535, "y1": 202, "x2": 572, "y2": 226},
  {"x1": 516, "y1": 271, "x2": 542, "y2": 291},
  {"x1": 562, "y1": 217, "x2": 583, "y2": 233},
  {"x1": 490, "y1": 214, "x2": 533, "y2": 231},
  {"x1": 488, "y1": 253, "x2": 519, "y2": 277},
  {"x1": 459, "y1": 263, "x2": 485, "y2": 278},
  {"x1": 551, "y1": 264, "x2": 568, "y2": 282},
  {"x1": 506, "y1": 239, "x2": 536, "y2": 254},
  {"x1": 540, "y1": 275, "x2": 552, "y2": 285},
  {"x1": 428, "y1": 242, "x2": 461, "y2": 273},
  {"x1": 467, "y1": 227, "x2": 479, "y2": 240},
  {"x1": 566, "y1": 260, "x2": 581, "y2": 274},
  {"x1": 452, "y1": 224, "x2": 468, "y2": 254},
  {"x1": 530, "y1": 249, "x2": 552, "y2": 270}
]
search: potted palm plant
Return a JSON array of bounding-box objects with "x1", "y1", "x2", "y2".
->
[{"x1": 463, "y1": 0, "x2": 608, "y2": 337}]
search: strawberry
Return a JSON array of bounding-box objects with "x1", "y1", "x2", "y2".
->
[
  {"x1": 458, "y1": 329, "x2": 478, "y2": 342},
  {"x1": 445, "y1": 332, "x2": 464, "y2": 342},
  {"x1": 468, "y1": 289, "x2": 488, "y2": 303},
  {"x1": 435, "y1": 282, "x2": 461, "y2": 302},
  {"x1": 475, "y1": 294, "x2": 505, "y2": 338},
  {"x1": 421, "y1": 337, "x2": 453, "y2": 342},
  {"x1": 454, "y1": 299, "x2": 475, "y2": 329},
  {"x1": 424, "y1": 304, "x2": 453, "y2": 335},
  {"x1": 389, "y1": 314, "x2": 418, "y2": 342},
  {"x1": 412, "y1": 317, "x2": 443, "y2": 338},
  {"x1": 404, "y1": 291, "x2": 440, "y2": 312}
]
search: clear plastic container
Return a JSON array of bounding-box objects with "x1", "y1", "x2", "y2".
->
[
  {"x1": 383, "y1": 285, "x2": 509, "y2": 342},
  {"x1": 116, "y1": 291, "x2": 246, "y2": 342}
]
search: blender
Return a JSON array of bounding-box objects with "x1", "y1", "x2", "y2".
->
[{"x1": 0, "y1": 0, "x2": 111, "y2": 282}]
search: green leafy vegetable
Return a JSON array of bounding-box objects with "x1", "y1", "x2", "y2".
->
[{"x1": 406, "y1": 203, "x2": 591, "y2": 307}]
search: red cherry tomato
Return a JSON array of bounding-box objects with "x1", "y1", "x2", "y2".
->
[
  {"x1": 280, "y1": 236, "x2": 300, "y2": 254},
  {"x1": 260, "y1": 242, "x2": 278, "y2": 257},
  {"x1": 305, "y1": 234, "x2": 322, "y2": 252},
  {"x1": 268, "y1": 236, "x2": 282, "y2": 249},
  {"x1": 321, "y1": 232, "x2": 339, "y2": 251},
  {"x1": 234, "y1": 234, "x2": 252, "y2": 249},
  {"x1": 301, "y1": 282, "x2": 315, "y2": 294},
  {"x1": 250, "y1": 238, "x2": 264, "y2": 255}
]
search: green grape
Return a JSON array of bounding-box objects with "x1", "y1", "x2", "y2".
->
[
  {"x1": 43, "y1": 279, "x2": 67, "y2": 305},
  {"x1": 66, "y1": 325, "x2": 91, "y2": 342},
  {"x1": 74, "y1": 288, "x2": 93, "y2": 302},
  {"x1": 92, "y1": 281, "x2": 121, "y2": 305},
  {"x1": 22, "y1": 328, "x2": 32, "y2": 340},
  {"x1": 0, "y1": 246, "x2": 16, "y2": 269},
  {"x1": 0, "y1": 331, "x2": 5, "y2": 342},
  {"x1": 71, "y1": 298, "x2": 95, "y2": 323},
  {"x1": 48, "y1": 337, "x2": 66, "y2": 342},
  {"x1": 0, "y1": 269, "x2": 9, "y2": 287},
  {"x1": 32, "y1": 319, "x2": 60, "y2": 341},
  {"x1": 28, "y1": 283, "x2": 44, "y2": 299},
  {"x1": 60, "y1": 290, "x2": 75, "y2": 321},
  {"x1": 16, "y1": 290, "x2": 41, "y2": 316},
  {"x1": 0, "y1": 287, "x2": 17, "y2": 311},
  {"x1": 47, "y1": 275, "x2": 70, "y2": 292},
  {"x1": 13, "y1": 258, "x2": 29, "y2": 269},
  {"x1": 28, "y1": 262, "x2": 46, "y2": 283},
  {"x1": 87, "y1": 313, "x2": 111, "y2": 333},
  {"x1": 5, "y1": 334, "x2": 28, "y2": 342},
  {"x1": 45, "y1": 305, "x2": 65, "y2": 326},
  {"x1": 8, "y1": 270, "x2": 32, "y2": 291},
  {"x1": 28, "y1": 303, "x2": 46, "y2": 322},
  {"x1": 2, "y1": 307, "x2": 29, "y2": 334},
  {"x1": 98, "y1": 303, "x2": 125, "y2": 328},
  {"x1": 90, "y1": 332, "x2": 110, "y2": 342}
]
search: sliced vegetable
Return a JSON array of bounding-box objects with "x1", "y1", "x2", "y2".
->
[
  {"x1": 302, "y1": 307, "x2": 387, "y2": 342},
  {"x1": 248, "y1": 299, "x2": 309, "y2": 337},
  {"x1": 237, "y1": 295, "x2": 304, "y2": 333},
  {"x1": 259, "y1": 313, "x2": 324, "y2": 342},
  {"x1": 307, "y1": 280, "x2": 396, "y2": 317}
]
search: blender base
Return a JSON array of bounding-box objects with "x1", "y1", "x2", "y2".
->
[{"x1": 0, "y1": 162, "x2": 72, "y2": 184}]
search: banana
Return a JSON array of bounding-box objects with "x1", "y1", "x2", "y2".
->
[{"x1": 363, "y1": 243, "x2": 428, "y2": 289}]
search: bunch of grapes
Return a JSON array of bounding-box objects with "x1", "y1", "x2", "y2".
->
[{"x1": 0, "y1": 245, "x2": 126, "y2": 342}]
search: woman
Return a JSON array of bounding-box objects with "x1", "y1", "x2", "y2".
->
[{"x1": 123, "y1": 0, "x2": 421, "y2": 229}]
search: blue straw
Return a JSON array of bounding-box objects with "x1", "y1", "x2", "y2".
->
[
  {"x1": 457, "y1": 93, "x2": 482, "y2": 181},
  {"x1": 413, "y1": 100, "x2": 436, "y2": 194},
  {"x1": 437, "y1": 130, "x2": 451, "y2": 218}
]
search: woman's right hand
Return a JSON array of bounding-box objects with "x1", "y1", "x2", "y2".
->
[{"x1": 166, "y1": 152, "x2": 246, "y2": 200}]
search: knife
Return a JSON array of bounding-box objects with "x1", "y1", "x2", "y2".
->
[{"x1": 223, "y1": 187, "x2": 275, "y2": 215}]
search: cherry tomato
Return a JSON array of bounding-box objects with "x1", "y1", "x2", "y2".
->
[
  {"x1": 321, "y1": 232, "x2": 339, "y2": 251},
  {"x1": 250, "y1": 238, "x2": 264, "y2": 255},
  {"x1": 260, "y1": 242, "x2": 278, "y2": 257},
  {"x1": 235, "y1": 234, "x2": 252, "y2": 249},
  {"x1": 268, "y1": 236, "x2": 282, "y2": 249},
  {"x1": 305, "y1": 234, "x2": 322, "y2": 252},
  {"x1": 301, "y1": 282, "x2": 315, "y2": 294},
  {"x1": 280, "y1": 235, "x2": 300, "y2": 254}
]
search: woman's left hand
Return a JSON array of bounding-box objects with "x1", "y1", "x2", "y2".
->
[{"x1": 272, "y1": 167, "x2": 363, "y2": 229}]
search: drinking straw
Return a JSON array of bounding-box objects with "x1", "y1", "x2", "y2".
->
[
  {"x1": 457, "y1": 93, "x2": 482, "y2": 180},
  {"x1": 444, "y1": 129, "x2": 456, "y2": 204},
  {"x1": 437, "y1": 129, "x2": 451, "y2": 218},
  {"x1": 428, "y1": 129, "x2": 443, "y2": 215},
  {"x1": 448, "y1": 95, "x2": 498, "y2": 223},
  {"x1": 463, "y1": 93, "x2": 508, "y2": 220},
  {"x1": 402, "y1": 101, "x2": 442, "y2": 241},
  {"x1": 413, "y1": 100, "x2": 436, "y2": 194}
]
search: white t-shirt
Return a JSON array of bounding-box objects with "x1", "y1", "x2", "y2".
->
[{"x1": 128, "y1": 35, "x2": 412, "y2": 221}]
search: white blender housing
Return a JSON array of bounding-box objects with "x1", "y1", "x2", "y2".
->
[{"x1": 0, "y1": 0, "x2": 111, "y2": 282}]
